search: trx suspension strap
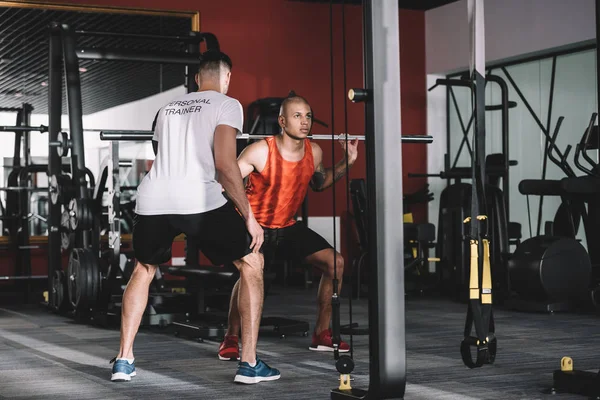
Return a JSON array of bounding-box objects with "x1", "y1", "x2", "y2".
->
[{"x1": 460, "y1": 0, "x2": 497, "y2": 369}]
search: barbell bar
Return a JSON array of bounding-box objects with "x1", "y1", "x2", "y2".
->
[
  {"x1": 99, "y1": 130, "x2": 433, "y2": 144},
  {"x1": 0, "y1": 124, "x2": 433, "y2": 144},
  {"x1": 0, "y1": 187, "x2": 50, "y2": 192},
  {"x1": 0, "y1": 124, "x2": 49, "y2": 133},
  {"x1": 0, "y1": 124, "x2": 110, "y2": 133}
]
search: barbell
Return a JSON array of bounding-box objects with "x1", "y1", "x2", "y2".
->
[
  {"x1": 98, "y1": 130, "x2": 433, "y2": 143},
  {"x1": 0, "y1": 124, "x2": 433, "y2": 144},
  {"x1": 0, "y1": 124, "x2": 110, "y2": 133}
]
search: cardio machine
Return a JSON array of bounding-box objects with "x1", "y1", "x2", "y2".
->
[
  {"x1": 508, "y1": 114, "x2": 600, "y2": 312},
  {"x1": 550, "y1": 112, "x2": 600, "y2": 398}
]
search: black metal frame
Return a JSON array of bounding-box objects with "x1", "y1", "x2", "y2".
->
[
  {"x1": 445, "y1": 42, "x2": 596, "y2": 237},
  {"x1": 46, "y1": 22, "x2": 219, "y2": 311},
  {"x1": 437, "y1": 75, "x2": 512, "y2": 214},
  {"x1": 0, "y1": 102, "x2": 39, "y2": 301},
  {"x1": 333, "y1": 0, "x2": 410, "y2": 398},
  {"x1": 550, "y1": 1, "x2": 600, "y2": 397}
]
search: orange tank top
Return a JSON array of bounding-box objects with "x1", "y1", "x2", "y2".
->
[{"x1": 246, "y1": 136, "x2": 314, "y2": 228}]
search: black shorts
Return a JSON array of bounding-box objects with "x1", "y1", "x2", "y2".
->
[
  {"x1": 262, "y1": 222, "x2": 332, "y2": 265},
  {"x1": 132, "y1": 201, "x2": 252, "y2": 265}
]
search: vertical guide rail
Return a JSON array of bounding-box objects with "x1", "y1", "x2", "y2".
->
[
  {"x1": 108, "y1": 141, "x2": 121, "y2": 274},
  {"x1": 367, "y1": 0, "x2": 406, "y2": 396},
  {"x1": 369, "y1": 0, "x2": 406, "y2": 396},
  {"x1": 62, "y1": 25, "x2": 87, "y2": 200},
  {"x1": 62, "y1": 24, "x2": 90, "y2": 250},
  {"x1": 19, "y1": 104, "x2": 33, "y2": 302},
  {"x1": 47, "y1": 23, "x2": 63, "y2": 307},
  {"x1": 331, "y1": 0, "x2": 406, "y2": 398}
]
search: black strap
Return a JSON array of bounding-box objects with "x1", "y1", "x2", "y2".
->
[
  {"x1": 460, "y1": 306, "x2": 496, "y2": 368},
  {"x1": 461, "y1": 0, "x2": 496, "y2": 369}
]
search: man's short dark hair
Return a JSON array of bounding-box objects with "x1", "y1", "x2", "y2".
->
[{"x1": 198, "y1": 50, "x2": 232, "y2": 75}]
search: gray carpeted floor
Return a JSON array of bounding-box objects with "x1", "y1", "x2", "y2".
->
[{"x1": 0, "y1": 287, "x2": 598, "y2": 400}]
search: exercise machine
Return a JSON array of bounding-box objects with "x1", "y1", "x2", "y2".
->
[
  {"x1": 550, "y1": 114, "x2": 600, "y2": 396},
  {"x1": 507, "y1": 116, "x2": 594, "y2": 313},
  {"x1": 348, "y1": 178, "x2": 437, "y2": 299},
  {"x1": 413, "y1": 73, "x2": 520, "y2": 302}
]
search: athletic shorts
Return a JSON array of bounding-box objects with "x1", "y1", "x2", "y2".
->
[
  {"x1": 132, "y1": 201, "x2": 252, "y2": 265},
  {"x1": 262, "y1": 222, "x2": 332, "y2": 265}
]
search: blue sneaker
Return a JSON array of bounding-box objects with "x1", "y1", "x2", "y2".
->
[
  {"x1": 234, "y1": 358, "x2": 281, "y2": 384},
  {"x1": 110, "y1": 357, "x2": 136, "y2": 382}
]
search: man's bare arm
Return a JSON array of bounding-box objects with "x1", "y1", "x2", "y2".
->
[
  {"x1": 309, "y1": 143, "x2": 355, "y2": 192},
  {"x1": 237, "y1": 140, "x2": 268, "y2": 179},
  {"x1": 310, "y1": 159, "x2": 354, "y2": 192},
  {"x1": 214, "y1": 125, "x2": 252, "y2": 220}
]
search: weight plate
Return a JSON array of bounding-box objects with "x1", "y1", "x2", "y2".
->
[
  {"x1": 51, "y1": 269, "x2": 65, "y2": 312},
  {"x1": 58, "y1": 175, "x2": 75, "y2": 205},
  {"x1": 56, "y1": 131, "x2": 69, "y2": 157},
  {"x1": 61, "y1": 209, "x2": 70, "y2": 230},
  {"x1": 68, "y1": 248, "x2": 101, "y2": 313},
  {"x1": 84, "y1": 200, "x2": 93, "y2": 230},
  {"x1": 68, "y1": 199, "x2": 79, "y2": 231},
  {"x1": 61, "y1": 231, "x2": 74, "y2": 251},
  {"x1": 335, "y1": 355, "x2": 355, "y2": 374},
  {"x1": 68, "y1": 248, "x2": 81, "y2": 309},
  {"x1": 49, "y1": 175, "x2": 60, "y2": 205},
  {"x1": 84, "y1": 248, "x2": 100, "y2": 308},
  {"x1": 70, "y1": 199, "x2": 94, "y2": 231}
]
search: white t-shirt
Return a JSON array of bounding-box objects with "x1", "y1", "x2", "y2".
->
[{"x1": 135, "y1": 90, "x2": 243, "y2": 215}]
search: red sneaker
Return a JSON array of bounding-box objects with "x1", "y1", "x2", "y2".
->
[
  {"x1": 309, "y1": 329, "x2": 350, "y2": 352},
  {"x1": 218, "y1": 335, "x2": 240, "y2": 361}
]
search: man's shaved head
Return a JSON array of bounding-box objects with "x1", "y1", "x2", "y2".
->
[
  {"x1": 278, "y1": 91, "x2": 313, "y2": 139},
  {"x1": 279, "y1": 91, "x2": 311, "y2": 116}
]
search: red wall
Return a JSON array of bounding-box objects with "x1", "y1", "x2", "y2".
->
[
  {"x1": 2, "y1": 0, "x2": 426, "y2": 276},
  {"x1": 399, "y1": 10, "x2": 428, "y2": 223}
]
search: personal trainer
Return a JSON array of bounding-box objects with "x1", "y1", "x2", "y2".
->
[
  {"x1": 110, "y1": 50, "x2": 280, "y2": 385},
  {"x1": 218, "y1": 93, "x2": 358, "y2": 361}
]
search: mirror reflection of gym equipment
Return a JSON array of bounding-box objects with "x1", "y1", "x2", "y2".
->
[{"x1": 1, "y1": 0, "x2": 600, "y2": 399}]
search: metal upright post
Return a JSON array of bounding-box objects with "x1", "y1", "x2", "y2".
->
[
  {"x1": 597, "y1": 0, "x2": 600, "y2": 115},
  {"x1": 184, "y1": 31, "x2": 201, "y2": 266},
  {"x1": 20, "y1": 103, "x2": 33, "y2": 301},
  {"x1": 365, "y1": 1, "x2": 406, "y2": 397},
  {"x1": 22, "y1": 103, "x2": 33, "y2": 168},
  {"x1": 61, "y1": 25, "x2": 87, "y2": 200},
  {"x1": 108, "y1": 142, "x2": 121, "y2": 273},
  {"x1": 333, "y1": 0, "x2": 406, "y2": 398},
  {"x1": 47, "y1": 23, "x2": 63, "y2": 306},
  {"x1": 62, "y1": 24, "x2": 91, "y2": 249}
]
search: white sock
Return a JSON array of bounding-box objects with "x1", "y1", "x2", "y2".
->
[
  {"x1": 117, "y1": 358, "x2": 134, "y2": 364},
  {"x1": 248, "y1": 361, "x2": 257, "y2": 367}
]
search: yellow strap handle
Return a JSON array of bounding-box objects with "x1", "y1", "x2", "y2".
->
[
  {"x1": 469, "y1": 240, "x2": 479, "y2": 299},
  {"x1": 481, "y1": 238, "x2": 492, "y2": 304}
]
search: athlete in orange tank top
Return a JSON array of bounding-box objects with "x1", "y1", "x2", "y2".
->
[
  {"x1": 219, "y1": 94, "x2": 359, "y2": 358},
  {"x1": 245, "y1": 136, "x2": 314, "y2": 228}
]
